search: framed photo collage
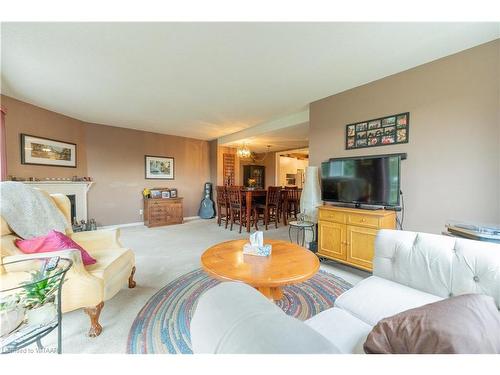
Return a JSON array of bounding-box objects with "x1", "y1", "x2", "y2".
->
[{"x1": 346, "y1": 112, "x2": 409, "y2": 150}]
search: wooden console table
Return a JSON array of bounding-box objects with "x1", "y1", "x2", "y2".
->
[
  {"x1": 318, "y1": 205, "x2": 396, "y2": 271},
  {"x1": 144, "y1": 198, "x2": 183, "y2": 228}
]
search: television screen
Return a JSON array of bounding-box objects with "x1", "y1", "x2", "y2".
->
[{"x1": 321, "y1": 155, "x2": 400, "y2": 207}]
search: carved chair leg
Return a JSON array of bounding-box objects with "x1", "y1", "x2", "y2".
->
[
  {"x1": 128, "y1": 266, "x2": 137, "y2": 288},
  {"x1": 84, "y1": 302, "x2": 104, "y2": 337}
]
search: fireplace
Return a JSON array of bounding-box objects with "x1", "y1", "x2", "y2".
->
[
  {"x1": 22, "y1": 181, "x2": 93, "y2": 222},
  {"x1": 66, "y1": 194, "x2": 77, "y2": 224}
]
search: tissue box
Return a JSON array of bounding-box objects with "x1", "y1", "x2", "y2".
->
[{"x1": 243, "y1": 243, "x2": 272, "y2": 257}]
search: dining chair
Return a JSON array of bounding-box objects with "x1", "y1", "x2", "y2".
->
[
  {"x1": 215, "y1": 186, "x2": 229, "y2": 229},
  {"x1": 285, "y1": 187, "x2": 301, "y2": 220},
  {"x1": 227, "y1": 186, "x2": 257, "y2": 233},
  {"x1": 254, "y1": 186, "x2": 282, "y2": 230}
]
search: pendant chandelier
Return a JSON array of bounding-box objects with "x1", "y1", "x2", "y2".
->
[
  {"x1": 236, "y1": 144, "x2": 271, "y2": 162},
  {"x1": 237, "y1": 143, "x2": 251, "y2": 159}
]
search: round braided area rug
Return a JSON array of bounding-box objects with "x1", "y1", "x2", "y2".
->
[{"x1": 127, "y1": 268, "x2": 352, "y2": 354}]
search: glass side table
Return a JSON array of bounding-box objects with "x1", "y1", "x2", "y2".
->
[
  {"x1": 0, "y1": 256, "x2": 72, "y2": 354},
  {"x1": 288, "y1": 220, "x2": 315, "y2": 247}
]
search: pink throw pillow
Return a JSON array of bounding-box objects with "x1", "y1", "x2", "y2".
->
[{"x1": 15, "y1": 230, "x2": 97, "y2": 266}]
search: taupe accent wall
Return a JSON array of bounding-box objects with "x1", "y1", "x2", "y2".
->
[
  {"x1": 309, "y1": 40, "x2": 500, "y2": 233},
  {"x1": 2, "y1": 95, "x2": 211, "y2": 225},
  {"x1": 85, "y1": 123, "x2": 210, "y2": 225},
  {"x1": 1, "y1": 95, "x2": 87, "y2": 178}
]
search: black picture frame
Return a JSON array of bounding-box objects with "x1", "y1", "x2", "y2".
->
[
  {"x1": 345, "y1": 112, "x2": 409, "y2": 150},
  {"x1": 20, "y1": 133, "x2": 77, "y2": 168},
  {"x1": 144, "y1": 155, "x2": 175, "y2": 180}
]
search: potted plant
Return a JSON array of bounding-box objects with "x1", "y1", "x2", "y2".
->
[{"x1": 20, "y1": 270, "x2": 59, "y2": 326}]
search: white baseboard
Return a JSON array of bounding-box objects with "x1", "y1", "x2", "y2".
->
[
  {"x1": 98, "y1": 216, "x2": 202, "y2": 230},
  {"x1": 98, "y1": 221, "x2": 144, "y2": 230}
]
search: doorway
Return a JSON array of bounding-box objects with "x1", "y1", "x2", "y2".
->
[{"x1": 275, "y1": 148, "x2": 309, "y2": 188}]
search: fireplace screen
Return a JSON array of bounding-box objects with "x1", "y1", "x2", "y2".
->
[{"x1": 66, "y1": 194, "x2": 76, "y2": 224}]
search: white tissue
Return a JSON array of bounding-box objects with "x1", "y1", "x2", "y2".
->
[{"x1": 243, "y1": 231, "x2": 272, "y2": 256}]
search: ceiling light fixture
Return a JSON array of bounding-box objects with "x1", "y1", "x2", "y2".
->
[{"x1": 237, "y1": 143, "x2": 251, "y2": 159}]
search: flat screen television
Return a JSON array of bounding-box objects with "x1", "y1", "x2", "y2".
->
[{"x1": 321, "y1": 154, "x2": 401, "y2": 207}]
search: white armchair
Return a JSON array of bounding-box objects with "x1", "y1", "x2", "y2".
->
[{"x1": 0, "y1": 193, "x2": 136, "y2": 337}]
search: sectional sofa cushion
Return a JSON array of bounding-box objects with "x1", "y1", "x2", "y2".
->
[
  {"x1": 334, "y1": 276, "x2": 442, "y2": 326},
  {"x1": 305, "y1": 307, "x2": 372, "y2": 353},
  {"x1": 364, "y1": 294, "x2": 500, "y2": 354},
  {"x1": 191, "y1": 282, "x2": 339, "y2": 354}
]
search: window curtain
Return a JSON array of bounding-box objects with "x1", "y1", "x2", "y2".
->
[{"x1": 0, "y1": 106, "x2": 7, "y2": 181}]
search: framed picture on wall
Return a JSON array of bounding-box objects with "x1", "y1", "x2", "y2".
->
[
  {"x1": 21, "y1": 134, "x2": 77, "y2": 167},
  {"x1": 345, "y1": 112, "x2": 409, "y2": 150},
  {"x1": 145, "y1": 155, "x2": 175, "y2": 180}
]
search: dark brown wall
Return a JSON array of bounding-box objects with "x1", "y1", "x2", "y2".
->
[{"x1": 309, "y1": 40, "x2": 500, "y2": 233}]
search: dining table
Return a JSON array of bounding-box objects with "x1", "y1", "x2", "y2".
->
[{"x1": 241, "y1": 188, "x2": 289, "y2": 233}]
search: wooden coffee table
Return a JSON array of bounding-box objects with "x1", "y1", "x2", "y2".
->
[{"x1": 201, "y1": 239, "x2": 320, "y2": 300}]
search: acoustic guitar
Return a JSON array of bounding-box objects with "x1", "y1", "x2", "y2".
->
[{"x1": 198, "y1": 182, "x2": 215, "y2": 219}]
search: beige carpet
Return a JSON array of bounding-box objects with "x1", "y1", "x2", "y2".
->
[{"x1": 35, "y1": 218, "x2": 368, "y2": 354}]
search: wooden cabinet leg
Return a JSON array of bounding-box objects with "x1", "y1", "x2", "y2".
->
[
  {"x1": 128, "y1": 266, "x2": 137, "y2": 288},
  {"x1": 84, "y1": 302, "x2": 104, "y2": 337}
]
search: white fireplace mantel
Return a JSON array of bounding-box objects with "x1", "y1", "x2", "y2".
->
[{"x1": 22, "y1": 181, "x2": 94, "y2": 221}]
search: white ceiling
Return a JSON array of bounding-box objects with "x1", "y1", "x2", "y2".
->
[
  {"x1": 1, "y1": 23, "x2": 499, "y2": 140},
  {"x1": 224, "y1": 122, "x2": 309, "y2": 153}
]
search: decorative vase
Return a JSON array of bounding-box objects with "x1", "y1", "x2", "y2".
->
[
  {"x1": 300, "y1": 166, "x2": 322, "y2": 223},
  {"x1": 26, "y1": 303, "x2": 57, "y2": 326}
]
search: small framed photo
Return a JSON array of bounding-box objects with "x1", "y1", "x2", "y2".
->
[
  {"x1": 150, "y1": 190, "x2": 161, "y2": 199},
  {"x1": 355, "y1": 122, "x2": 367, "y2": 132},
  {"x1": 356, "y1": 139, "x2": 367, "y2": 147},
  {"x1": 21, "y1": 134, "x2": 76, "y2": 168},
  {"x1": 397, "y1": 129, "x2": 407, "y2": 142},
  {"x1": 170, "y1": 188, "x2": 178, "y2": 198},
  {"x1": 161, "y1": 190, "x2": 171, "y2": 199},
  {"x1": 145, "y1": 155, "x2": 175, "y2": 180},
  {"x1": 381, "y1": 135, "x2": 395, "y2": 144},
  {"x1": 381, "y1": 117, "x2": 396, "y2": 127},
  {"x1": 347, "y1": 137, "x2": 355, "y2": 149}
]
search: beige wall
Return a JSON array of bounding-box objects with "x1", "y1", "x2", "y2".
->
[
  {"x1": 1, "y1": 95, "x2": 87, "y2": 179},
  {"x1": 2, "y1": 95, "x2": 211, "y2": 226},
  {"x1": 209, "y1": 139, "x2": 218, "y2": 187},
  {"x1": 309, "y1": 40, "x2": 500, "y2": 233},
  {"x1": 85, "y1": 123, "x2": 210, "y2": 225}
]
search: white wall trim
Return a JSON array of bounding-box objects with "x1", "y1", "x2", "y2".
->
[{"x1": 98, "y1": 216, "x2": 202, "y2": 230}]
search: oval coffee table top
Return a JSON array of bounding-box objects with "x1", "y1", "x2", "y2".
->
[{"x1": 201, "y1": 239, "x2": 320, "y2": 288}]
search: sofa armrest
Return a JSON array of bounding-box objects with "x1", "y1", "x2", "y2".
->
[
  {"x1": 70, "y1": 229, "x2": 123, "y2": 252},
  {"x1": 2, "y1": 249, "x2": 104, "y2": 312},
  {"x1": 2, "y1": 249, "x2": 90, "y2": 276},
  {"x1": 190, "y1": 282, "x2": 339, "y2": 354}
]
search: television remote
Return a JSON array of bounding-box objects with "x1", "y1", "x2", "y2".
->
[{"x1": 44, "y1": 256, "x2": 60, "y2": 272}]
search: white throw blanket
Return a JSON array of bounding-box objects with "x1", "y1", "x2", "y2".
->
[{"x1": 0, "y1": 181, "x2": 69, "y2": 239}]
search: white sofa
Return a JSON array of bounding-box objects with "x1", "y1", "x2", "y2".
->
[{"x1": 191, "y1": 229, "x2": 500, "y2": 353}]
